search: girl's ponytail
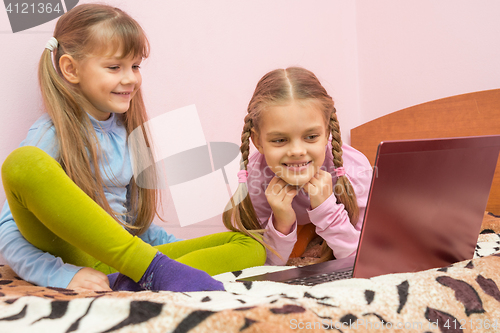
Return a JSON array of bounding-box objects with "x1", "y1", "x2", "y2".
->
[
  {"x1": 36, "y1": 4, "x2": 158, "y2": 235},
  {"x1": 38, "y1": 48, "x2": 79, "y2": 116},
  {"x1": 38, "y1": 45, "x2": 107, "y2": 215}
]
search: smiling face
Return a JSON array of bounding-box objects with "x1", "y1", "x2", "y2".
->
[
  {"x1": 252, "y1": 100, "x2": 329, "y2": 186},
  {"x1": 74, "y1": 49, "x2": 143, "y2": 120}
]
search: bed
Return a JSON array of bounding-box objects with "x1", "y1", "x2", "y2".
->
[{"x1": 1, "y1": 89, "x2": 500, "y2": 333}]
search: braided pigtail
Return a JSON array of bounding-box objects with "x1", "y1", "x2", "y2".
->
[
  {"x1": 311, "y1": 108, "x2": 360, "y2": 263},
  {"x1": 223, "y1": 116, "x2": 278, "y2": 255},
  {"x1": 329, "y1": 108, "x2": 359, "y2": 225}
]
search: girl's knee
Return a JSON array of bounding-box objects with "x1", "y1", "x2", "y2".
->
[
  {"x1": 4, "y1": 146, "x2": 48, "y2": 168},
  {"x1": 252, "y1": 241, "x2": 267, "y2": 266},
  {"x1": 229, "y1": 232, "x2": 266, "y2": 265},
  {"x1": 2, "y1": 146, "x2": 60, "y2": 189}
]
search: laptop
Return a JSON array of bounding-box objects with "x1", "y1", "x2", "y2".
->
[{"x1": 237, "y1": 135, "x2": 500, "y2": 285}]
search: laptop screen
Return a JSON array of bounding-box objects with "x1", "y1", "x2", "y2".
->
[{"x1": 353, "y1": 135, "x2": 500, "y2": 278}]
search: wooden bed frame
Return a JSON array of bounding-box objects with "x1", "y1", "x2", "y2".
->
[{"x1": 350, "y1": 88, "x2": 500, "y2": 215}]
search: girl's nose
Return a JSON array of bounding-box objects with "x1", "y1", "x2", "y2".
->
[
  {"x1": 287, "y1": 141, "x2": 306, "y2": 157},
  {"x1": 121, "y1": 69, "x2": 139, "y2": 85}
]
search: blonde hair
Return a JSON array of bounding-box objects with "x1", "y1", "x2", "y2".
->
[
  {"x1": 38, "y1": 4, "x2": 159, "y2": 235},
  {"x1": 223, "y1": 67, "x2": 359, "y2": 261}
]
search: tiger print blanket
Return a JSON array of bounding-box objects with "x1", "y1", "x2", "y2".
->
[{"x1": 1, "y1": 213, "x2": 500, "y2": 333}]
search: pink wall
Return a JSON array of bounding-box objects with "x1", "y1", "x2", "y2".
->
[
  {"x1": 0, "y1": 0, "x2": 499, "y2": 255},
  {"x1": 356, "y1": 0, "x2": 500, "y2": 123}
]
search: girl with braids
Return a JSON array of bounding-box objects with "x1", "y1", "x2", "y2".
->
[
  {"x1": 0, "y1": 4, "x2": 264, "y2": 292},
  {"x1": 224, "y1": 67, "x2": 372, "y2": 265}
]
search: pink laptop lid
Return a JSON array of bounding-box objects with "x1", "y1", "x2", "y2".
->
[{"x1": 353, "y1": 135, "x2": 500, "y2": 278}]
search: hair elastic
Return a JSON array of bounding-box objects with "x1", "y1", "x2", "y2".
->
[
  {"x1": 334, "y1": 167, "x2": 346, "y2": 178},
  {"x1": 237, "y1": 170, "x2": 248, "y2": 183},
  {"x1": 45, "y1": 37, "x2": 58, "y2": 52}
]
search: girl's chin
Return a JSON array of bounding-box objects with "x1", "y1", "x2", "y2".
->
[
  {"x1": 280, "y1": 176, "x2": 313, "y2": 187},
  {"x1": 273, "y1": 168, "x2": 316, "y2": 186}
]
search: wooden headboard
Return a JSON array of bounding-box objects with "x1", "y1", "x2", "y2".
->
[{"x1": 351, "y1": 89, "x2": 500, "y2": 215}]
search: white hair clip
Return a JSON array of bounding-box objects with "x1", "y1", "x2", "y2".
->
[{"x1": 45, "y1": 37, "x2": 58, "y2": 52}]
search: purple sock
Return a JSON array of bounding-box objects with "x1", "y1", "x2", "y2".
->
[
  {"x1": 108, "y1": 272, "x2": 142, "y2": 292},
  {"x1": 107, "y1": 272, "x2": 119, "y2": 287},
  {"x1": 139, "y1": 252, "x2": 225, "y2": 292},
  {"x1": 110, "y1": 252, "x2": 225, "y2": 292}
]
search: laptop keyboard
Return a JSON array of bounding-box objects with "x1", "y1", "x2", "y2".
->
[{"x1": 283, "y1": 269, "x2": 353, "y2": 286}]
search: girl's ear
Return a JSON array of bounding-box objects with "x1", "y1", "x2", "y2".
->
[
  {"x1": 59, "y1": 54, "x2": 80, "y2": 84},
  {"x1": 250, "y1": 128, "x2": 264, "y2": 154}
]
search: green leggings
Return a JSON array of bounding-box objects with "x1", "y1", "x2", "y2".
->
[{"x1": 1, "y1": 146, "x2": 265, "y2": 282}]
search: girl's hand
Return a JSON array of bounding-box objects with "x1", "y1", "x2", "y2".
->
[
  {"x1": 265, "y1": 176, "x2": 298, "y2": 235},
  {"x1": 303, "y1": 169, "x2": 333, "y2": 210},
  {"x1": 67, "y1": 267, "x2": 112, "y2": 291}
]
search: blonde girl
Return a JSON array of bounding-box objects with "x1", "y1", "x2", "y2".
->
[
  {"x1": 0, "y1": 4, "x2": 264, "y2": 292},
  {"x1": 224, "y1": 67, "x2": 373, "y2": 265}
]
